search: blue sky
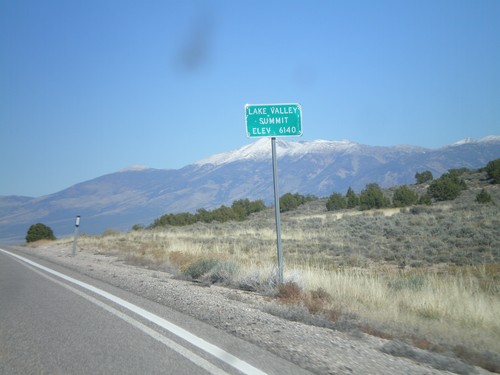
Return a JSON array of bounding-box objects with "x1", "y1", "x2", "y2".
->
[{"x1": 1, "y1": 0, "x2": 499, "y2": 197}]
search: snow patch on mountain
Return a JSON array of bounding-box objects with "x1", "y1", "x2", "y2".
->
[
  {"x1": 451, "y1": 135, "x2": 500, "y2": 146},
  {"x1": 479, "y1": 135, "x2": 500, "y2": 143},
  {"x1": 452, "y1": 137, "x2": 476, "y2": 146},
  {"x1": 120, "y1": 165, "x2": 150, "y2": 172},
  {"x1": 195, "y1": 139, "x2": 360, "y2": 166},
  {"x1": 195, "y1": 135, "x2": 500, "y2": 167}
]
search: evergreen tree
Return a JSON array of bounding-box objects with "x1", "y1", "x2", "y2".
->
[
  {"x1": 428, "y1": 172, "x2": 467, "y2": 201},
  {"x1": 26, "y1": 223, "x2": 56, "y2": 243},
  {"x1": 476, "y1": 189, "x2": 492, "y2": 204},
  {"x1": 232, "y1": 199, "x2": 265, "y2": 220},
  {"x1": 485, "y1": 158, "x2": 500, "y2": 184},
  {"x1": 279, "y1": 193, "x2": 315, "y2": 212},
  {"x1": 150, "y1": 199, "x2": 266, "y2": 228},
  {"x1": 418, "y1": 193, "x2": 432, "y2": 205},
  {"x1": 359, "y1": 183, "x2": 390, "y2": 210},
  {"x1": 196, "y1": 208, "x2": 212, "y2": 223},
  {"x1": 415, "y1": 171, "x2": 433, "y2": 184},
  {"x1": 345, "y1": 187, "x2": 359, "y2": 208},
  {"x1": 392, "y1": 186, "x2": 419, "y2": 207},
  {"x1": 211, "y1": 205, "x2": 236, "y2": 222},
  {"x1": 326, "y1": 192, "x2": 347, "y2": 211}
]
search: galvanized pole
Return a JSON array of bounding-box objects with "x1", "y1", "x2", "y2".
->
[
  {"x1": 271, "y1": 137, "x2": 284, "y2": 284},
  {"x1": 72, "y1": 215, "x2": 80, "y2": 257}
]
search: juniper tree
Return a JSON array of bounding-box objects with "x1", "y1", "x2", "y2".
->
[
  {"x1": 346, "y1": 187, "x2": 359, "y2": 208},
  {"x1": 359, "y1": 183, "x2": 390, "y2": 210}
]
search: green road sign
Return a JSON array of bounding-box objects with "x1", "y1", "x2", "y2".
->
[{"x1": 245, "y1": 103, "x2": 302, "y2": 138}]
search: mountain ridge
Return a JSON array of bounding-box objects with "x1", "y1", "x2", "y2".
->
[
  {"x1": 1, "y1": 136, "x2": 499, "y2": 243},
  {"x1": 195, "y1": 136, "x2": 499, "y2": 167}
]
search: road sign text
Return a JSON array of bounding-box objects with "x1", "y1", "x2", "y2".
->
[{"x1": 245, "y1": 103, "x2": 302, "y2": 138}]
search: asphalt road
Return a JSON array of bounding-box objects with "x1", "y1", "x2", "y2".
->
[{"x1": 0, "y1": 248, "x2": 312, "y2": 375}]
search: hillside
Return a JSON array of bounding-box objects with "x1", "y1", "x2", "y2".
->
[
  {"x1": 1, "y1": 136, "x2": 499, "y2": 243},
  {"x1": 143, "y1": 166, "x2": 500, "y2": 268}
]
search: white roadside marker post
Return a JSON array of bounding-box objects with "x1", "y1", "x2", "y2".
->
[{"x1": 72, "y1": 215, "x2": 80, "y2": 257}]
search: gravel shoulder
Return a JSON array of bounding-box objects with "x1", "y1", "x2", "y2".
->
[{"x1": 8, "y1": 243, "x2": 492, "y2": 375}]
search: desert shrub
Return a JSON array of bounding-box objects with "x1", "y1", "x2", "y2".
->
[
  {"x1": 388, "y1": 275, "x2": 425, "y2": 291},
  {"x1": 305, "y1": 287, "x2": 333, "y2": 314},
  {"x1": 168, "y1": 251, "x2": 197, "y2": 268},
  {"x1": 476, "y1": 189, "x2": 492, "y2": 204},
  {"x1": 26, "y1": 223, "x2": 56, "y2": 243},
  {"x1": 393, "y1": 185, "x2": 419, "y2": 207},
  {"x1": 276, "y1": 282, "x2": 303, "y2": 304},
  {"x1": 415, "y1": 171, "x2": 433, "y2": 184},
  {"x1": 326, "y1": 192, "x2": 347, "y2": 211},
  {"x1": 359, "y1": 183, "x2": 390, "y2": 210},
  {"x1": 485, "y1": 159, "x2": 500, "y2": 184},
  {"x1": 182, "y1": 258, "x2": 221, "y2": 279},
  {"x1": 238, "y1": 268, "x2": 281, "y2": 294},
  {"x1": 207, "y1": 261, "x2": 239, "y2": 284},
  {"x1": 102, "y1": 228, "x2": 120, "y2": 236},
  {"x1": 238, "y1": 270, "x2": 262, "y2": 291}
]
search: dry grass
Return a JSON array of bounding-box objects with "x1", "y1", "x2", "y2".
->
[
  {"x1": 297, "y1": 264, "x2": 500, "y2": 352},
  {"x1": 25, "y1": 239, "x2": 57, "y2": 248},
  {"x1": 49, "y1": 183, "x2": 500, "y2": 370}
]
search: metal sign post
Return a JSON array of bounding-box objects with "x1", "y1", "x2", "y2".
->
[
  {"x1": 72, "y1": 215, "x2": 80, "y2": 257},
  {"x1": 245, "y1": 103, "x2": 302, "y2": 284},
  {"x1": 271, "y1": 137, "x2": 284, "y2": 283}
]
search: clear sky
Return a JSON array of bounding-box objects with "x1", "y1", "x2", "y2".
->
[{"x1": 1, "y1": 1, "x2": 499, "y2": 197}]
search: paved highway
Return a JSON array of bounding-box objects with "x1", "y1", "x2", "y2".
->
[{"x1": 0, "y1": 248, "x2": 312, "y2": 374}]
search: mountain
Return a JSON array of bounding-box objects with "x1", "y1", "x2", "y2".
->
[{"x1": 1, "y1": 136, "x2": 499, "y2": 243}]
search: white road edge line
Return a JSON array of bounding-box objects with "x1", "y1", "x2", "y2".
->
[
  {"x1": 20, "y1": 260, "x2": 231, "y2": 375},
  {"x1": 0, "y1": 248, "x2": 268, "y2": 375}
]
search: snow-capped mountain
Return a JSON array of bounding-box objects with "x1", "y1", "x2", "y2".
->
[
  {"x1": 1, "y1": 136, "x2": 499, "y2": 242},
  {"x1": 195, "y1": 138, "x2": 361, "y2": 166},
  {"x1": 451, "y1": 135, "x2": 500, "y2": 146}
]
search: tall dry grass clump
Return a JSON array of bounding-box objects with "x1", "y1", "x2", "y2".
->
[{"x1": 298, "y1": 264, "x2": 499, "y2": 351}]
